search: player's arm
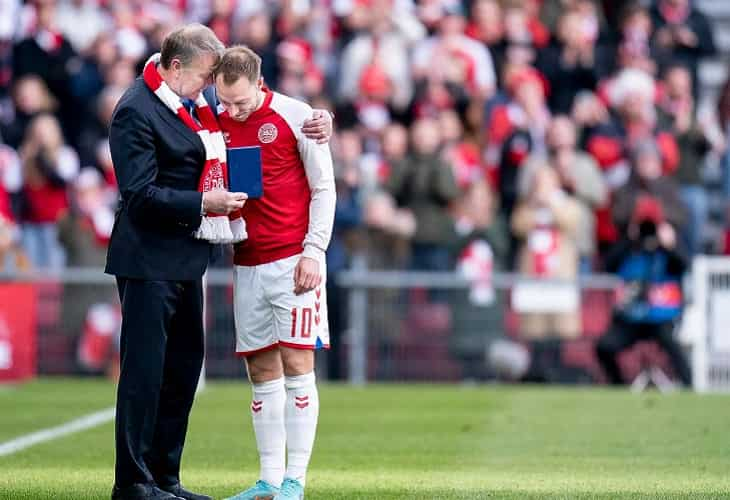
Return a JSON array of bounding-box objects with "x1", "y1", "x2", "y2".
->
[{"x1": 294, "y1": 123, "x2": 336, "y2": 294}]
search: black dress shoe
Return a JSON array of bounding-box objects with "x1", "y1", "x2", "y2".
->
[
  {"x1": 159, "y1": 483, "x2": 212, "y2": 500},
  {"x1": 111, "y1": 483, "x2": 183, "y2": 500}
]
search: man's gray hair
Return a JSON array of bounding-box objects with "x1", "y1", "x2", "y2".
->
[{"x1": 160, "y1": 23, "x2": 225, "y2": 69}]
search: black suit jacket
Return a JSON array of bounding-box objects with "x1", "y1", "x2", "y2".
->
[{"x1": 105, "y1": 78, "x2": 212, "y2": 280}]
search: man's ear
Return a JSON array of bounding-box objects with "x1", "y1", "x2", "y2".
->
[
  {"x1": 257, "y1": 77, "x2": 265, "y2": 90},
  {"x1": 170, "y1": 58, "x2": 182, "y2": 73}
]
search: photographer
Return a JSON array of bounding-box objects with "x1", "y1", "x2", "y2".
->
[{"x1": 595, "y1": 194, "x2": 692, "y2": 386}]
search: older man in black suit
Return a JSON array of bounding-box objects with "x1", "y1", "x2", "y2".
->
[{"x1": 107, "y1": 24, "x2": 331, "y2": 500}]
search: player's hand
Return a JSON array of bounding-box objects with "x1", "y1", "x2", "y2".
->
[
  {"x1": 293, "y1": 256, "x2": 322, "y2": 295},
  {"x1": 301, "y1": 109, "x2": 333, "y2": 144},
  {"x1": 202, "y1": 190, "x2": 247, "y2": 215}
]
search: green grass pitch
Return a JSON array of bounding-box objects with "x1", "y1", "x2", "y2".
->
[{"x1": 1, "y1": 378, "x2": 729, "y2": 499}]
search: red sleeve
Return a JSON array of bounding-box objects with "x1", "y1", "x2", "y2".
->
[
  {"x1": 0, "y1": 188, "x2": 14, "y2": 224},
  {"x1": 586, "y1": 135, "x2": 624, "y2": 169},
  {"x1": 485, "y1": 105, "x2": 514, "y2": 147},
  {"x1": 528, "y1": 18, "x2": 551, "y2": 49},
  {"x1": 656, "y1": 132, "x2": 679, "y2": 174},
  {"x1": 596, "y1": 79, "x2": 612, "y2": 107}
]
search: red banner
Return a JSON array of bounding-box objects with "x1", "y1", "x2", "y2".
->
[{"x1": 0, "y1": 284, "x2": 37, "y2": 382}]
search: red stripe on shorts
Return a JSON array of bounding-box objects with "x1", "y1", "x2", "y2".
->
[{"x1": 235, "y1": 342, "x2": 280, "y2": 358}]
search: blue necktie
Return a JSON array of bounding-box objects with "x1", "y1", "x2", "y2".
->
[{"x1": 181, "y1": 98, "x2": 198, "y2": 123}]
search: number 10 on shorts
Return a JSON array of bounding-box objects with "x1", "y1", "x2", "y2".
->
[{"x1": 291, "y1": 307, "x2": 312, "y2": 338}]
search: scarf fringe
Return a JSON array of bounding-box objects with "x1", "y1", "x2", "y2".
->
[{"x1": 194, "y1": 215, "x2": 247, "y2": 244}]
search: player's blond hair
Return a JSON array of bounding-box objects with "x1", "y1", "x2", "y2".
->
[{"x1": 214, "y1": 45, "x2": 262, "y2": 86}]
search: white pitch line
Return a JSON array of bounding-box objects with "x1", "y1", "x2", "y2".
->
[{"x1": 0, "y1": 407, "x2": 115, "y2": 457}]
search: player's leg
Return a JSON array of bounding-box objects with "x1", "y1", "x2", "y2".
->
[
  {"x1": 270, "y1": 254, "x2": 330, "y2": 499},
  {"x1": 245, "y1": 349, "x2": 286, "y2": 490},
  {"x1": 279, "y1": 346, "x2": 317, "y2": 498},
  {"x1": 226, "y1": 265, "x2": 284, "y2": 500}
]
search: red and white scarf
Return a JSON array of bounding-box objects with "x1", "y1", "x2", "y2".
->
[{"x1": 142, "y1": 53, "x2": 246, "y2": 244}]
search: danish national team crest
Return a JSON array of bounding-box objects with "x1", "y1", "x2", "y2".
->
[{"x1": 258, "y1": 123, "x2": 278, "y2": 143}]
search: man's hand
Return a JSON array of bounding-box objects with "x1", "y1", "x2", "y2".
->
[
  {"x1": 301, "y1": 109, "x2": 333, "y2": 144},
  {"x1": 293, "y1": 256, "x2": 322, "y2": 295},
  {"x1": 202, "y1": 190, "x2": 247, "y2": 214},
  {"x1": 658, "y1": 222, "x2": 677, "y2": 250},
  {"x1": 675, "y1": 26, "x2": 698, "y2": 48},
  {"x1": 656, "y1": 27, "x2": 674, "y2": 48}
]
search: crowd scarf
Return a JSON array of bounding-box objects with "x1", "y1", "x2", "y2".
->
[
  {"x1": 142, "y1": 53, "x2": 246, "y2": 244},
  {"x1": 528, "y1": 226, "x2": 559, "y2": 276}
]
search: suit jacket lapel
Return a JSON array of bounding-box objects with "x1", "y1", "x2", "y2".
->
[{"x1": 154, "y1": 100, "x2": 205, "y2": 153}]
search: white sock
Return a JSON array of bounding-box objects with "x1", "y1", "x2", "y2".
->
[
  {"x1": 284, "y1": 372, "x2": 319, "y2": 487},
  {"x1": 251, "y1": 377, "x2": 286, "y2": 487}
]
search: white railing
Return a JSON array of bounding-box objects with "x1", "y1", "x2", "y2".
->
[{"x1": 690, "y1": 256, "x2": 730, "y2": 392}]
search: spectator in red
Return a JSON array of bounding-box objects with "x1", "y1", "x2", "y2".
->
[
  {"x1": 338, "y1": 0, "x2": 420, "y2": 113},
  {"x1": 594, "y1": 70, "x2": 679, "y2": 184},
  {"x1": 585, "y1": 68, "x2": 679, "y2": 250},
  {"x1": 412, "y1": 2, "x2": 496, "y2": 100},
  {"x1": 18, "y1": 113, "x2": 79, "y2": 269},
  {"x1": 337, "y1": 60, "x2": 400, "y2": 146},
  {"x1": 275, "y1": 37, "x2": 325, "y2": 103},
  {"x1": 484, "y1": 66, "x2": 551, "y2": 216}
]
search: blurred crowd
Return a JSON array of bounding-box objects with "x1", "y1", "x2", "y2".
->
[
  {"x1": 0, "y1": 0, "x2": 728, "y2": 279},
  {"x1": 0, "y1": 0, "x2": 727, "y2": 382}
]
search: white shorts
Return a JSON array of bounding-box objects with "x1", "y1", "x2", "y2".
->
[{"x1": 233, "y1": 253, "x2": 330, "y2": 356}]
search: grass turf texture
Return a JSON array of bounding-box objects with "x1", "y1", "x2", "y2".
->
[{"x1": 0, "y1": 379, "x2": 729, "y2": 499}]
